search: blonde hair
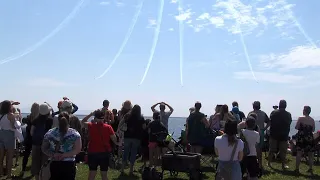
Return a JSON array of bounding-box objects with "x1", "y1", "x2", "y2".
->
[{"x1": 30, "y1": 103, "x2": 40, "y2": 122}]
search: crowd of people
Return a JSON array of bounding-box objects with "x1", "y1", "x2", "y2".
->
[{"x1": 0, "y1": 98, "x2": 319, "y2": 180}]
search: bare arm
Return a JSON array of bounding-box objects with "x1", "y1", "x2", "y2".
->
[
  {"x1": 110, "y1": 134, "x2": 119, "y2": 145},
  {"x1": 295, "y1": 117, "x2": 301, "y2": 130},
  {"x1": 238, "y1": 151, "x2": 244, "y2": 161},
  {"x1": 81, "y1": 112, "x2": 94, "y2": 129},
  {"x1": 41, "y1": 138, "x2": 53, "y2": 158},
  {"x1": 151, "y1": 103, "x2": 160, "y2": 112},
  {"x1": 214, "y1": 148, "x2": 219, "y2": 156},
  {"x1": 7, "y1": 113, "x2": 16, "y2": 129}
]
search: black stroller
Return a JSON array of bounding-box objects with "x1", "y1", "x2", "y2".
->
[{"x1": 155, "y1": 132, "x2": 203, "y2": 180}]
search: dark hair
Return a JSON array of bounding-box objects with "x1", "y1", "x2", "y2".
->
[
  {"x1": 94, "y1": 109, "x2": 105, "y2": 119},
  {"x1": 195, "y1": 102, "x2": 201, "y2": 111},
  {"x1": 112, "y1": 109, "x2": 117, "y2": 115},
  {"x1": 129, "y1": 104, "x2": 141, "y2": 119},
  {"x1": 246, "y1": 117, "x2": 256, "y2": 129},
  {"x1": 279, "y1": 100, "x2": 287, "y2": 109},
  {"x1": 232, "y1": 101, "x2": 238, "y2": 107},
  {"x1": 58, "y1": 112, "x2": 70, "y2": 135},
  {"x1": 253, "y1": 101, "x2": 261, "y2": 110},
  {"x1": 0, "y1": 100, "x2": 12, "y2": 115},
  {"x1": 153, "y1": 112, "x2": 160, "y2": 120},
  {"x1": 221, "y1": 104, "x2": 229, "y2": 114},
  {"x1": 248, "y1": 112, "x2": 257, "y2": 120},
  {"x1": 103, "y1": 100, "x2": 109, "y2": 107},
  {"x1": 224, "y1": 120, "x2": 238, "y2": 146},
  {"x1": 303, "y1": 106, "x2": 311, "y2": 116},
  {"x1": 160, "y1": 104, "x2": 165, "y2": 110}
]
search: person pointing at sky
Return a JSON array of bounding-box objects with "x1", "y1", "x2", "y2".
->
[{"x1": 151, "y1": 102, "x2": 174, "y2": 130}]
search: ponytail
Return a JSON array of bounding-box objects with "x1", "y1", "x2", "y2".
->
[
  {"x1": 227, "y1": 134, "x2": 237, "y2": 146},
  {"x1": 58, "y1": 112, "x2": 70, "y2": 136}
]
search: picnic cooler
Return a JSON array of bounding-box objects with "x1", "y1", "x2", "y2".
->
[{"x1": 162, "y1": 151, "x2": 201, "y2": 172}]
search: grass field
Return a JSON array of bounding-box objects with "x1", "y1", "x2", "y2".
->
[{"x1": 9, "y1": 154, "x2": 320, "y2": 180}]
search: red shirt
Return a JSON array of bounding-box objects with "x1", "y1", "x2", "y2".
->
[{"x1": 87, "y1": 122, "x2": 115, "y2": 153}]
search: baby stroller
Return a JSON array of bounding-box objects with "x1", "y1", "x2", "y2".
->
[{"x1": 155, "y1": 132, "x2": 203, "y2": 180}]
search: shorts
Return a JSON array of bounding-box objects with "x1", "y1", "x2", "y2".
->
[
  {"x1": 241, "y1": 156, "x2": 259, "y2": 177},
  {"x1": 50, "y1": 161, "x2": 76, "y2": 180},
  {"x1": 0, "y1": 130, "x2": 15, "y2": 149},
  {"x1": 88, "y1": 152, "x2": 110, "y2": 171},
  {"x1": 269, "y1": 138, "x2": 287, "y2": 154}
]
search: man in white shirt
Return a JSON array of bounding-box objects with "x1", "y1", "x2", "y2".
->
[{"x1": 240, "y1": 116, "x2": 260, "y2": 180}]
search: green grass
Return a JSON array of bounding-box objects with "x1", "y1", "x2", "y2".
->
[{"x1": 11, "y1": 154, "x2": 320, "y2": 180}]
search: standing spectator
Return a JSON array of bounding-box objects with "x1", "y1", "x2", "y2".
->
[
  {"x1": 102, "y1": 100, "x2": 114, "y2": 124},
  {"x1": 215, "y1": 120, "x2": 244, "y2": 180},
  {"x1": 20, "y1": 103, "x2": 40, "y2": 176},
  {"x1": 151, "y1": 102, "x2": 174, "y2": 130},
  {"x1": 81, "y1": 109, "x2": 118, "y2": 180},
  {"x1": 0, "y1": 100, "x2": 17, "y2": 179},
  {"x1": 294, "y1": 106, "x2": 315, "y2": 174},
  {"x1": 268, "y1": 100, "x2": 292, "y2": 170},
  {"x1": 31, "y1": 103, "x2": 53, "y2": 180},
  {"x1": 209, "y1": 105, "x2": 222, "y2": 131},
  {"x1": 186, "y1": 102, "x2": 209, "y2": 153},
  {"x1": 231, "y1": 101, "x2": 246, "y2": 121},
  {"x1": 121, "y1": 105, "x2": 146, "y2": 175},
  {"x1": 248, "y1": 101, "x2": 270, "y2": 170},
  {"x1": 41, "y1": 112, "x2": 81, "y2": 180}
]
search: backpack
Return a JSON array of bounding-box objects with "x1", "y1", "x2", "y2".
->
[{"x1": 32, "y1": 123, "x2": 47, "y2": 146}]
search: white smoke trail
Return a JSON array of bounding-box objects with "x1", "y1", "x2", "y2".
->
[
  {"x1": 139, "y1": 0, "x2": 165, "y2": 85},
  {"x1": 291, "y1": 17, "x2": 317, "y2": 48},
  {"x1": 238, "y1": 25, "x2": 258, "y2": 82},
  {"x1": 96, "y1": 0, "x2": 145, "y2": 79},
  {"x1": 0, "y1": 0, "x2": 86, "y2": 65},
  {"x1": 178, "y1": 0, "x2": 184, "y2": 86}
]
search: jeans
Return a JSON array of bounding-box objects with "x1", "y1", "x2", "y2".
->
[
  {"x1": 122, "y1": 138, "x2": 140, "y2": 165},
  {"x1": 217, "y1": 160, "x2": 242, "y2": 180},
  {"x1": 22, "y1": 142, "x2": 32, "y2": 171}
]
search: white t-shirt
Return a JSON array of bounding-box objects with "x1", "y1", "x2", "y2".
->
[
  {"x1": 215, "y1": 135, "x2": 244, "y2": 161},
  {"x1": 242, "y1": 129, "x2": 260, "y2": 156}
]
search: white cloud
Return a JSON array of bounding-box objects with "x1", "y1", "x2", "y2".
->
[
  {"x1": 234, "y1": 71, "x2": 304, "y2": 83},
  {"x1": 100, "y1": 1, "x2": 110, "y2": 6},
  {"x1": 147, "y1": 18, "x2": 157, "y2": 29},
  {"x1": 170, "y1": 0, "x2": 178, "y2": 4},
  {"x1": 25, "y1": 78, "x2": 74, "y2": 87},
  {"x1": 168, "y1": 28, "x2": 174, "y2": 31},
  {"x1": 175, "y1": 8, "x2": 193, "y2": 21},
  {"x1": 259, "y1": 45, "x2": 320, "y2": 70}
]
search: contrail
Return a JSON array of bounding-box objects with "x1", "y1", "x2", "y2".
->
[
  {"x1": 0, "y1": 0, "x2": 86, "y2": 65},
  {"x1": 96, "y1": 0, "x2": 145, "y2": 79},
  {"x1": 291, "y1": 16, "x2": 317, "y2": 48},
  {"x1": 178, "y1": 0, "x2": 184, "y2": 86},
  {"x1": 139, "y1": 0, "x2": 165, "y2": 85},
  {"x1": 238, "y1": 25, "x2": 258, "y2": 82}
]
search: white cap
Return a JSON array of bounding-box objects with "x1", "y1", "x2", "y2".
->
[{"x1": 39, "y1": 103, "x2": 51, "y2": 115}]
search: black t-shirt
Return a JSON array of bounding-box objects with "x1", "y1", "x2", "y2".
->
[
  {"x1": 148, "y1": 120, "x2": 168, "y2": 143},
  {"x1": 270, "y1": 109, "x2": 292, "y2": 141},
  {"x1": 22, "y1": 116, "x2": 32, "y2": 143},
  {"x1": 31, "y1": 115, "x2": 53, "y2": 145},
  {"x1": 124, "y1": 115, "x2": 145, "y2": 140},
  {"x1": 230, "y1": 110, "x2": 246, "y2": 121}
]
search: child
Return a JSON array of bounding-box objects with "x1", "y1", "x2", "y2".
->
[
  {"x1": 148, "y1": 112, "x2": 168, "y2": 167},
  {"x1": 240, "y1": 116, "x2": 260, "y2": 180}
]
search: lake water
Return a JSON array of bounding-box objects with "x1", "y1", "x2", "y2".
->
[{"x1": 21, "y1": 114, "x2": 320, "y2": 140}]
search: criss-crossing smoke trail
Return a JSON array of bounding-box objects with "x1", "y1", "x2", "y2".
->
[
  {"x1": 291, "y1": 17, "x2": 317, "y2": 48},
  {"x1": 238, "y1": 25, "x2": 258, "y2": 82},
  {"x1": 178, "y1": 0, "x2": 184, "y2": 86},
  {"x1": 0, "y1": 0, "x2": 86, "y2": 65},
  {"x1": 139, "y1": 0, "x2": 165, "y2": 85},
  {"x1": 96, "y1": 0, "x2": 145, "y2": 79}
]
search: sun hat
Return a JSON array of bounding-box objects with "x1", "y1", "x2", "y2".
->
[{"x1": 39, "y1": 103, "x2": 51, "y2": 115}]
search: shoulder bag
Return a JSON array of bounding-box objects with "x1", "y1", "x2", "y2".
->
[{"x1": 215, "y1": 139, "x2": 239, "y2": 180}]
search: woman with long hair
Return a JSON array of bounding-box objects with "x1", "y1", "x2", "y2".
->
[
  {"x1": 121, "y1": 104, "x2": 146, "y2": 175},
  {"x1": 209, "y1": 105, "x2": 222, "y2": 131},
  {"x1": 215, "y1": 120, "x2": 244, "y2": 180},
  {"x1": 42, "y1": 112, "x2": 82, "y2": 180},
  {"x1": 116, "y1": 100, "x2": 132, "y2": 158},
  {"x1": 20, "y1": 102, "x2": 40, "y2": 176},
  {"x1": 0, "y1": 100, "x2": 17, "y2": 179}
]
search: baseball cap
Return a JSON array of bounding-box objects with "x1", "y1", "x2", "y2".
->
[
  {"x1": 39, "y1": 103, "x2": 51, "y2": 115},
  {"x1": 61, "y1": 100, "x2": 72, "y2": 109}
]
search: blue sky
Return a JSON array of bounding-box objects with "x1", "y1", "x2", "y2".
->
[{"x1": 1, "y1": 0, "x2": 320, "y2": 117}]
